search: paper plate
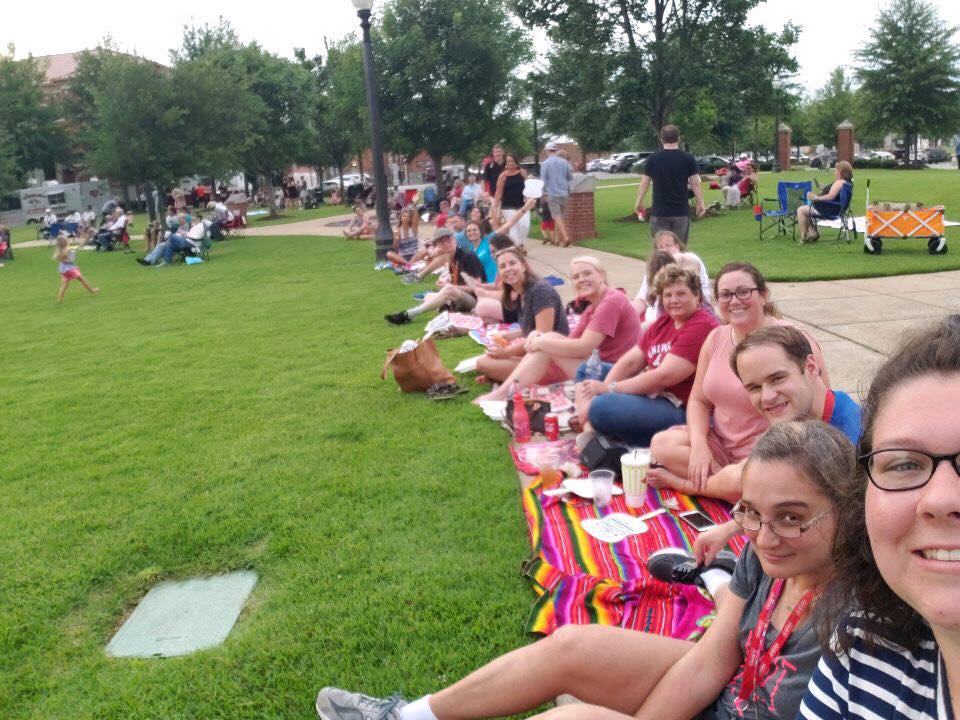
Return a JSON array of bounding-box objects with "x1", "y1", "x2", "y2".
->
[
  {"x1": 543, "y1": 478, "x2": 624, "y2": 499},
  {"x1": 523, "y1": 178, "x2": 544, "y2": 199}
]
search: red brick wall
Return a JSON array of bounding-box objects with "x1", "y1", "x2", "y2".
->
[
  {"x1": 836, "y1": 125, "x2": 855, "y2": 165},
  {"x1": 565, "y1": 191, "x2": 597, "y2": 242},
  {"x1": 777, "y1": 126, "x2": 792, "y2": 171}
]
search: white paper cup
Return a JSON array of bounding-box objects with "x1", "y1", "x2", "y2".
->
[{"x1": 621, "y1": 449, "x2": 651, "y2": 508}]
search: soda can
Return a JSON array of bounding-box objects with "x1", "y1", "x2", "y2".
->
[{"x1": 544, "y1": 413, "x2": 559, "y2": 441}]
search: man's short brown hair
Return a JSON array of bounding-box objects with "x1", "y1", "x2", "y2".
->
[
  {"x1": 660, "y1": 125, "x2": 680, "y2": 143},
  {"x1": 730, "y1": 324, "x2": 813, "y2": 378}
]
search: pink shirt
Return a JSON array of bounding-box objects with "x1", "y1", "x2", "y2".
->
[
  {"x1": 571, "y1": 288, "x2": 640, "y2": 363},
  {"x1": 701, "y1": 319, "x2": 818, "y2": 460}
]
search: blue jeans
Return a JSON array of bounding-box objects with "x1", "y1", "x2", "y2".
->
[
  {"x1": 163, "y1": 234, "x2": 191, "y2": 263},
  {"x1": 588, "y1": 393, "x2": 686, "y2": 447},
  {"x1": 575, "y1": 361, "x2": 614, "y2": 382},
  {"x1": 459, "y1": 198, "x2": 475, "y2": 218}
]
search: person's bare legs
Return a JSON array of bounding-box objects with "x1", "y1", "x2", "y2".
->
[
  {"x1": 473, "y1": 297, "x2": 503, "y2": 323},
  {"x1": 648, "y1": 427, "x2": 743, "y2": 501},
  {"x1": 573, "y1": 382, "x2": 596, "y2": 434},
  {"x1": 797, "y1": 205, "x2": 817, "y2": 240},
  {"x1": 428, "y1": 624, "x2": 693, "y2": 720},
  {"x1": 56, "y1": 277, "x2": 70, "y2": 303},
  {"x1": 408, "y1": 285, "x2": 461, "y2": 315},
  {"x1": 650, "y1": 426, "x2": 691, "y2": 477},
  {"x1": 555, "y1": 216, "x2": 571, "y2": 246},
  {"x1": 386, "y1": 251, "x2": 408, "y2": 265},
  {"x1": 77, "y1": 274, "x2": 99, "y2": 295},
  {"x1": 473, "y1": 354, "x2": 582, "y2": 404},
  {"x1": 475, "y1": 355, "x2": 520, "y2": 382}
]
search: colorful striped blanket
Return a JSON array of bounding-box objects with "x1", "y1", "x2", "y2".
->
[{"x1": 521, "y1": 483, "x2": 746, "y2": 639}]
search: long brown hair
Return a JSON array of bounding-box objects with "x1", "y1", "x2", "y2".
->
[
  {"x1": 713, "y1": 261, "x2": 780, "y2": 318},
  {"x1": 816, "y1": 314, "x2": 960, "y2": 655},
  {"x1": 498, "y1": 246, "x2": 540, "y2": 310}
]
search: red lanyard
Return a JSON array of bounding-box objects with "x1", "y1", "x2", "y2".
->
[
  {"x1": 735, "y1": 579, "x2": 817, "y2": 711},
  {"x1": 821, "y1": 390, "x2": 836, "y2": 423}
]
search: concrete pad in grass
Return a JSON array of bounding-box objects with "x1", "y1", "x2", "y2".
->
[{"x1": 106, "y1": 571, "x2": 257, "y2": 658}]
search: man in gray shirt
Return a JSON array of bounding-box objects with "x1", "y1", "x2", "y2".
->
[{"x1": 540, "y1": 141, "x2": 574, "y2": 246}]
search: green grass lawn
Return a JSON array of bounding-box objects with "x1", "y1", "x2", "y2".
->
[
  {"x1": 580, "y1": 168, "x2": 960, "y2": 280},
  {"x1": 1, "y1": 237, "x2": 531, "y2": 718}
]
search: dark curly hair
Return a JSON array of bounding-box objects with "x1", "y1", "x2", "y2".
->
[{"x1": 815, "y1": 314, "x2": 960, "y2": 655}]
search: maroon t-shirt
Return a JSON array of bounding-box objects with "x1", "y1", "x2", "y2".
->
[
  {"x1": 639, "y1": 306, "x2": 719, "y2": 403},
  {"x1": 571, "y1": 288, "x2": 641, "y2": 362}
]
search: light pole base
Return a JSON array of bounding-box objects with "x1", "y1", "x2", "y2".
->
[{"x1": 374, "y1": 227, "x2": 393, "y2": 262}]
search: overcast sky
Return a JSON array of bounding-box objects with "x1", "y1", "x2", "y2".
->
[{"x1": 4, "y1": 0, "x2": 960, "y2": 95}]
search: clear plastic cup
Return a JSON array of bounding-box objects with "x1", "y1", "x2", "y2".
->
[
  {"x1": 589, "y1": 469, "x2": 616, "y2": 509},
  {"x1": 538, "y1": 451, "x2": 562, "y2": 488}
]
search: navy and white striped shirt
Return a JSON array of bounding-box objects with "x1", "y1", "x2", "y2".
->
[{"x1": 799, "y1": 616, "x2": 954, "y2": 720}]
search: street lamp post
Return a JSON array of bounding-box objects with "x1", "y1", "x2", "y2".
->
[{"x1": 352, "y1": 0, "x2": 393, "y2": 262}]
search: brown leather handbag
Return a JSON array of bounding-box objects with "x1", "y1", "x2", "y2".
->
[{"x1": 381, "y1": 339, "x2": 456, "y2": 392}]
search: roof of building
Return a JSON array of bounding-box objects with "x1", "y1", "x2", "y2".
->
[{"x1": 31, "y1": 50, "x2": 167, "y2": 86}]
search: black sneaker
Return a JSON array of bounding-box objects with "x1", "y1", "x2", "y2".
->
[
  {"x1": 707, "y1": 550, "x2": 737, "y2": 575},
  {"x1": 646, "y1": 548, "x2": 703, "y2": 586},
  {"x1": 315, "y1": 688, "x2": 407, "y2": 720},
  {"x1": 136, "y1": 258, "x2": 150, "y2": 266},
  {"x1": 384, "y1": 311, "x2": 410, "y2": 325}
]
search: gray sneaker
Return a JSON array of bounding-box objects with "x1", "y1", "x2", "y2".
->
[{"x1": 315, "y1": 688, "x2": 407, "y2": 720}]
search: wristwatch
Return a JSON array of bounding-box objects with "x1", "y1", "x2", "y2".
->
[{"x1": 608, "y1": 380, "x2": 617, "y2": 393}]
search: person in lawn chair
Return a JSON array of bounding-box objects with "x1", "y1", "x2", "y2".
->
[
  {"x1": 796, "y1": 161, "x2": 853, "y2": 243},
  {"x1": 94, "y1": 207, "x2": 128, "y2": 251},
  {"x1": 207, "y1": 199, "x2": 233, "y2": 240}
]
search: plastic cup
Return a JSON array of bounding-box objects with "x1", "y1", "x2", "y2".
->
[
  {"x1": 621, "y1": 449, "x2": 651, "y2": 509},
  {"x1": 589, "y1": 469, "x2": 616, "y2": 509},
  {"x1": 538, "y1": 451, "x2": 563, "y2": 488}
]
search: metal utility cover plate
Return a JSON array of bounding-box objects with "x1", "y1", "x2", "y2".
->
[{"x1": 106, "y1": 571, "x2": 257, "y2": 658}]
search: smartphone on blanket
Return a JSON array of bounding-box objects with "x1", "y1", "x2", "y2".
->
[{"x1": 679, "y1": 510, "x2": 717, "y2": 532}]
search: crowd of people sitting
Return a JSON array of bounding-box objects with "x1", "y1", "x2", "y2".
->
[{"x1": 315, "y1": 133, "x2": 958, "y2": 720}]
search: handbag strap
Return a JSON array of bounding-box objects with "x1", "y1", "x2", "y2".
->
[{"x1": 381, "y1": 348, "x2": 401, "y2": 380}]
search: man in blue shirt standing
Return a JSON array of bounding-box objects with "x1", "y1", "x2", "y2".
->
[{"x1": 540, "y1": 141, "x2": 574, "y2": 246}]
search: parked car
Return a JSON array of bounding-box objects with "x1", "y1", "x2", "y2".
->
[
  {"x1": 695, "y1": 155, "x2": 731, "y2": 173},
  {"x1": 920, "y1": 147, "x2": 950, "y2": 163},
  {"x1": 597, "y1": 153, "x2": 631, "y2": 172},
  {"x1": 810, "y1": 151, "x2": 837, "y2": 169},
  {"x1": 585, "y1": 157, "x2": 606, "y2": 172},
  {"x1": 870, "y1": 150, "x2": 896, "y2": 161}
]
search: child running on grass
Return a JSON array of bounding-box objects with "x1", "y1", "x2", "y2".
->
[{"x1": 53, "y1": 236, "x2": 99, "y2": 303}]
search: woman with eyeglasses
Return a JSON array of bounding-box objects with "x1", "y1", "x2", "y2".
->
[
  {"x1": 315, "y1": 420, "x2": 848, "y2": 720},
  {"x1": 649, "y1": 262, "x2": 830, "y2": 501},
  {"x1": 800, "y1": 315, "x2": 960, "y2": 720},
  {"x1": 475, "y1": 247, "x2": 569, "y2": 383}
]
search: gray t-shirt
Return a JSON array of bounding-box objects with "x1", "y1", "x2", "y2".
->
[
  {"x1": 519, "y1": 280, "x2": 569, "y2": 336},
  {"x1": 709, "y1": 545, "x2": 823, "y2": 720},
  {"x1": 540, "y1": 155, "x2": 573, "y2": 198}
]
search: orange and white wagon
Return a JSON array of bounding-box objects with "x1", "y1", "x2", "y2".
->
[{"x1": 863, "y1": 180, "x2": 947, "y2": 255}]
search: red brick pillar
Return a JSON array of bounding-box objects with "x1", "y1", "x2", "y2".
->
[
  {"x1": 837, "y1": 121, "x2": 855, "y2": 165},
  {"x1": 777, "y1": 123, "x2": 792, "y2": 172},
  {"x1": 564, "y1": 175, "x2": 597, "y2": 242}
]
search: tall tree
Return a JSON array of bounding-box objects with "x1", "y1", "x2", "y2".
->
[
  {"x1": 804, "y1": 67, "x2": 856, "y2": 145},
  {"x1": 377, "y1": 0, "x2": 530, "y2": 196},
  {"x1": 515, "y1": 0, "x2": 797, "y2": 142},
  {"x1": 856, "y1": 0, "x2": 960, "y2": 161},
  {"x1": 0, "y1": 49, "x2": 67, "y2": 182}
]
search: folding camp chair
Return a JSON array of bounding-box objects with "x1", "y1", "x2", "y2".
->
[
  {"x1": 758, "y1": 181, "x2": 812, "y2": 241},
  {"x1": 811, "y1": 181, "x2": 856, "y2": 245}
]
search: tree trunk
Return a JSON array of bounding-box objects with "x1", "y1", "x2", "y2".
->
[
  {"x1": 265, "y1": 176, "x2": 279, "y2": 218},
  {"x1": 431, "y1": 153, "x2": 447, "y2": 204}
]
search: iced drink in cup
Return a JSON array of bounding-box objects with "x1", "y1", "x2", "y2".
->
[
  {"x1": 621, "y1": 449, "x2": 651, "y2": 509},
  {"x1": 538, "y1": 451, "x2": 563, "y2": 488},
  {"x1": 589, "y1": 469, "x2": 615, "y2": 509}
]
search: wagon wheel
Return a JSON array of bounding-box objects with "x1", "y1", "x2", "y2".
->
[
  {"x1": 864, "y1": 236, "x2": 882, "y2": 255},
  {"x1": 928, "y1": 237, "x2": 948, "y2": 255}
]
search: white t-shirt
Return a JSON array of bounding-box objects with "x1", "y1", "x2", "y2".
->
[
  {"x1": 634, "y1": 251, "x2": 713, "y2": 306},
  {"x1": 109, "y1": 214, "x2": 127, "y2": 231},
  {"x1": 81, "y1": 210, "x2": 95, "y2": 225}
]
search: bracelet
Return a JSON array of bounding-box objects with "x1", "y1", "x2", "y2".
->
[{"x1": 608, "y1": 380, "x2": 617, "y2": 393}]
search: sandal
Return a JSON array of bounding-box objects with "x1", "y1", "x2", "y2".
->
[{"x1": 427, "y1": 382, "x2": 468, "y2": 400}]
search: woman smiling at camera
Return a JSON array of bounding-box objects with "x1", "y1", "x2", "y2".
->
[
  {"x1": 800, "y1": 315, "x2": 960, "y2": 720},
  {"x1": 475, "y1": 247, "x2": 568, "y2": 383},
  {"x1": 575, "y1": 264, "x2": 718, "y2": 447},
  {"x1": 316, "y1": 420, "x2": 850, "y2": 720},
  {"x1": 473, "y1": 256, "x2": 640, "y2": 404}
]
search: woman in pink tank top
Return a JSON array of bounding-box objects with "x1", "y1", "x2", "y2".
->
[{"x1": 649, "y1": 262, "x2": 830, "y2": 502}]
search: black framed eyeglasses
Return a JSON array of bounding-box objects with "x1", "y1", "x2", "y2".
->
[
  {"x1": 859, "y1": 449, "x2": 960, "y2": 492},
  {"x1": 716, "y1": 286, "x2": 759, "y2": 303},
  {"x1": 732, "y1": 502, "x2": 831, "y2": 539}
]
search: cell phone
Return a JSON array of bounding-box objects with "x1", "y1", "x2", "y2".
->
[{"x1": 679, "y1": 510, "x2": 717, "y2": 532}]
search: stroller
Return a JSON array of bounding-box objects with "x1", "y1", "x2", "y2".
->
[
  {"x1": 346, "y1": 179, "x2": 376, "y2": 208},
  {"x1": 302, "y1": 187, "x2": 325, "y2": 209}
]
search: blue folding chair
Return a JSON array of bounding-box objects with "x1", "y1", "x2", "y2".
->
[
  {"x1": 758, "y1": 181, "x2": 812, "y2": 241},
  {"x1": 811, "y1": 181, "x2": 856, "y2": 244}
]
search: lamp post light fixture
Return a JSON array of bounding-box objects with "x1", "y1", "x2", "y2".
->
[{"x1": 351, "y1": 0, "x2": 394, "y2": 261}]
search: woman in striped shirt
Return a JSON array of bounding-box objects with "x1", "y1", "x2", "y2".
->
[{"x1": 801, "y1": 314, "x2": 960, "y2": 720}]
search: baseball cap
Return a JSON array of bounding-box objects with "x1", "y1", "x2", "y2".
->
[
  {"x1": 545, "y1": 141, "x2": 558, "y2": 151},
  {"x1": 431, "y1": 227, "x2": 454, "y2": 243}
]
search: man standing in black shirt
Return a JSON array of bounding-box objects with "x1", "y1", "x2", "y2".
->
[
  {"x1": 482, "y1": 144, "x2": 506, "y2": 197},
  {"x1": 385, "y1": 228, "x2": 487, "y2": 325},
  {"x1": 634, "y1": 125, "x2": 705, "y2": 243}
]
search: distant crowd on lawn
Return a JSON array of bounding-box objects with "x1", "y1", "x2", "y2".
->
[{"x1": 315, "y1": 125, "x2": 959, "y2": 720}]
